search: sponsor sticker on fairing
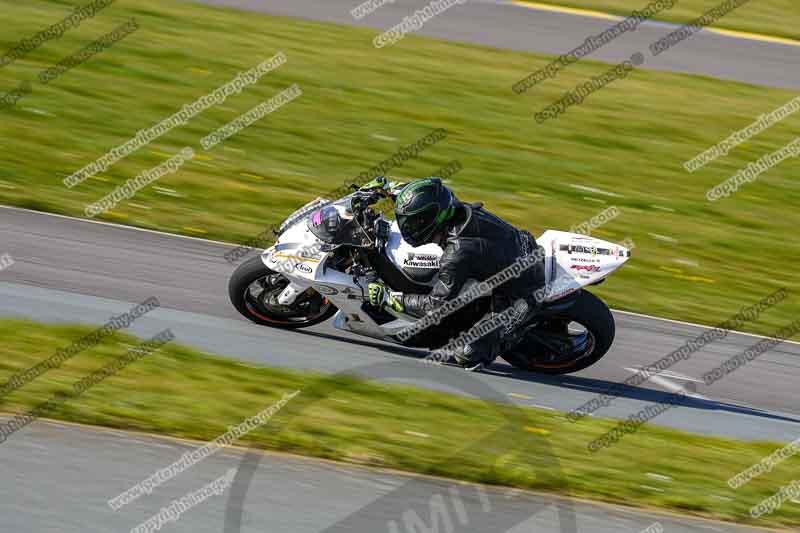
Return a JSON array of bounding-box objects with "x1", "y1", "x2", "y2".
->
[
  {"x1": 295, "y1": 263, "x2": 313, "y2": 274},
  {"x1": 403, "y1": 253, "x2": 440, "y2": 268},
  {"x1": 570, "y1": 264, "x2": 601, "y2": 272}
]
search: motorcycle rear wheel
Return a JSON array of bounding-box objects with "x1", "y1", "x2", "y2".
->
[{"x1": 502, "y1": 290, "x2": 614, "y2": 374}]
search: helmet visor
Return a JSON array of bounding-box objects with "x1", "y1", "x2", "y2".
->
[{"x1": 397, "y1": 204, "x2": 438, "y2": 246}]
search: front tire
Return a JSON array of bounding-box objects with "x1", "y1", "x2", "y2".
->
[
  {"x1": 228, "y1": 255, "x2": 336, "y2": 328},
  {"x1": 502, "y1": 290, "x2": 615, "y2": 374}
]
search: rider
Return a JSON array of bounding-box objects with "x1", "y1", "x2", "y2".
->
[{"x1": 367, "y1": 177, "x2": 545, "y2": 370}]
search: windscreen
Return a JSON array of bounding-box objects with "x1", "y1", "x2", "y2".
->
[{"x1": 307, "y1": 196, "x2": 371, "y2": 246}]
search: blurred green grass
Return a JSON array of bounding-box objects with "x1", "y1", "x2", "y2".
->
[
  {"x1": 2, "y1": 319, "x2": 800, "y2": 528},
  {"x1": 0, "y1": 0, "x2": 798, "y2": 338},
  {"x1": 526, "y1": 0, "x2": 800, "y2": 41}
]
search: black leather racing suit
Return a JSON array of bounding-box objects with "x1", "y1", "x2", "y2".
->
[{"x1": 401, "y1": 203, "x2": 545, "y2": 364}]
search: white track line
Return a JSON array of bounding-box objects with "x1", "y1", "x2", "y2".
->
[
  {"x1": 648, "y1": 376, "x2": 709, "y2": 401},
  {"x1": 614, "y1": 309, "x2": 800, "y2": 347},
  {"x1": 651, "y1": 370, "x2": 704, "y2": 384},
  {"x1": 624, "y1": 367, "x2": 709, "y2": 400},
  {"x1": 2, "y1": 204, "x2": 799, "y2": 347},
  {"x1": 0, "y1": 205, "x2": 235, "y2": 248}
]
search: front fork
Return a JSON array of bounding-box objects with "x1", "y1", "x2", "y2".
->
[{"x1": 277, "y1": 282, "x2": 304, "y2": 305}]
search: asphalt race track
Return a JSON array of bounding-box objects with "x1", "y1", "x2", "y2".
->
[
  {"x1": 3, "y1": 206, "x2": 800, "y2": 443},
  {"x1": 192, "y1": 0, "x2": 800, "y2": 90},
  {"x1": 0, "y1": 420, "x2": 770, "y2": 533}
]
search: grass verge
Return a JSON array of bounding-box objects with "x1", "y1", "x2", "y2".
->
[
  {"x1": 0, "y1": 0, "x2": 798, "y2": 337},
  {"x1": 1, "y1": 319, "x2": 798, "y2": 528}
]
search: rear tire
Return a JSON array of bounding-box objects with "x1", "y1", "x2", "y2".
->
[
  {"x1": 502, "y1": 290, "x2": 614, "y2": 374},
  {"x1": 228, "y1": 255, "x2": 336, "y2": 328}
]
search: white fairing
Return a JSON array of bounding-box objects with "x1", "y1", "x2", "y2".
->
[
  {"x1": 262, "y1": 220, "x2": 327, "y2": 281},
  {"x1": 262, "y1": 218, "x2": 416, "y2": 341},
  {"x1": 385, "y1": 221, "x2": 443, "y2": 276},
  {"x1": 537, "y1": 230, "x2": 631, "y2": 302},
  {"x1": 260, "y1": 214, "x2": 629, "y2": 342}
]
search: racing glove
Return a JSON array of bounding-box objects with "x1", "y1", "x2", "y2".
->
[
  {"x1": 367, "y1": 282, "x2": 404, "y2": 312},
  {"x1": 360, "y1": 176, "x2": 405, "y2": 195}
]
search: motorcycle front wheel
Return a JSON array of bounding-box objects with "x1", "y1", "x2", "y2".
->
[
  {"x1": 228, "y1": 255, "x2": 337, "y2": 328},
  {"x1": 502, "y1": 290, "x2": 615, "y2": 374}
]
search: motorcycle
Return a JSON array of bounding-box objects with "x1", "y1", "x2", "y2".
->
[{"x1": 228, "y1": 179, "x2": 630, "y2": 374}]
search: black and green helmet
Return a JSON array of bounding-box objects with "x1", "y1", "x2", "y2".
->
[{"x1": 395, "y1": 177, "x2": 457, "y2": 247}]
